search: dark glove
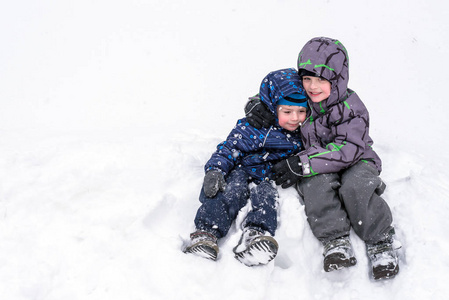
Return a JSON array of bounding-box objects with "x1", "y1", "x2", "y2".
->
[
  {"x1": 244, "y1": 97, "x2": 276, "y2": 129},
  {"x1": 203, "y1": 170, "x2": 226, "y2": 198},
  {"x1": 272, "y1": 156, "x2": 303, "y2": 188}
]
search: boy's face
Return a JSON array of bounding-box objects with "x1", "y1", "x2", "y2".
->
[
  {"x1": 302, "y1": 76, "x2": 331, "y2": 103},
  {"x1": 277, "y1": 105, "x2": 307, "y2": 131}
]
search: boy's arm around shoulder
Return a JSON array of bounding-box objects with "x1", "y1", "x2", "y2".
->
[{"x1": 245, "y1": 94, "x2": 276, "y2": 129}]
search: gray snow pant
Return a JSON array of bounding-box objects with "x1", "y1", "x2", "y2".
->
[{"x1": 297, "y1": 161, "x2": 393, "y2": 244}]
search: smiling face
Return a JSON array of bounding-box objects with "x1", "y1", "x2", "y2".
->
[
  {"x1": 302, "y1": 76, "x2": 331, "y2": 103},
  {"x1": 277, "y1": 105, "x2": 307, "y2": 131}
]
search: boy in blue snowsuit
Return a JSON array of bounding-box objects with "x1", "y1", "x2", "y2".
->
[{"x1": 184, "y1": 68, "x2": 308, "y2": 266}]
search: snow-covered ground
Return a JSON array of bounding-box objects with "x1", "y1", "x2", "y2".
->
[{"x1": 1, "y1": 0, "x2": 449, "y2": 299}]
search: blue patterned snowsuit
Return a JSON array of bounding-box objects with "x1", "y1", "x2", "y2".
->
[{"x1": 194, "y1": 68, "x2": 306, "y2": 238}]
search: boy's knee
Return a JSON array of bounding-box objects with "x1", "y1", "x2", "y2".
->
[
  {"x1": 225, "y1": 169, "x2": 249, "y2": 192},
  {"x1": 253, "y1": 180, "x2": 276, "y2": 194},
  {"x1": 250, "y1": 181, "x2": 278, "y2": 205},
  {"x1": 299, "y1": 173, "x2": 340, "y2": 192},
  {"x1": 341, "y1": 162, "x2": 383, "y2": 194}
]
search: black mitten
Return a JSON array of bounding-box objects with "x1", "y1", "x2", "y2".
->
[
  {"x1": 272, "y1": 156, "x2": 303, "y2": 188},
  {"x1": 244, "y1": 97, "x2": 276, "y2": 129},
  {"x1": 203, "y1": 170, "x2": 226, "y2": 198}
]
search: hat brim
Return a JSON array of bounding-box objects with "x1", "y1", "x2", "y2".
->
[{"x1": 278, "y1": 98, "x2": 308, "y2": 107}]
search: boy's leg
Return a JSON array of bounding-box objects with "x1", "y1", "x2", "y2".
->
[
  {"x1": 194, "y1": 169, "x2": 249, "y2": 239},
  {"x1": 185, "y1": 169, "x2": 249, "y2": 260},
  {"x1": 339, "y1": 161, "x2": 392, "y2": 243},
  {"x1": 244, "y1": 180, "x2": 278, "y2": 235},
  {"x1": 298, "y1": 173, "x2": 356, "y2": 271},
  {"x1": 234, "y1": 181, "x2": 279, "y2": 266},
  {"x1": 297, "y1": 173, "x2": 351, "y2": 241},
  {"x1": 339, "y1": 161, "x2": 399, "y2": 279}
]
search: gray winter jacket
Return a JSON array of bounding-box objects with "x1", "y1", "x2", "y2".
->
[{"x1": 296, "y1": 37, "x2": 382, "y2": 176}]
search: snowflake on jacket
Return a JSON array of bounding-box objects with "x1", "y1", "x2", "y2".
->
[{"x1": 205, "y1": 68, "x2": 306, "y2": 181}]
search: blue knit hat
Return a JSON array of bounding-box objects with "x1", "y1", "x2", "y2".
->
[{"x1": 277, "y1": 93, "x2": 308, "y2": 108}]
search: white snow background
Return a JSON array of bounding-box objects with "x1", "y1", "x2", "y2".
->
[{"x1": 1, "y1": 0, "x2": 449, "y2": 299}]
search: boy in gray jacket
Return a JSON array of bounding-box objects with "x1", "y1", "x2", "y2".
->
[{"x1": 245, "y1": 37, "x2": 400, "y2": 280}]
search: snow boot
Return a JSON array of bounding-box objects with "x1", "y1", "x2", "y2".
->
[
  {"x1": 233, "y1": 227, "x2": 278, "y2": 267},
  {"x1": 323, "y1": 235, "x2": 357, "y2": 272},
  {"x1": 183, "y1": 230, "x2": 219, "y2": 261},
  {"x1": 366, "y1": 229, "x2": 400, "y2": 280}
]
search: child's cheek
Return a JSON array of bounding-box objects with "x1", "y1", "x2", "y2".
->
[{"x1": 277, "y1": 116, "x2": 286, "y2": 127}]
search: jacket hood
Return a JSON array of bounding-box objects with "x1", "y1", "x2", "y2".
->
[
  {"x1": 297, "y1": 37, "x2": 349, "y2": 106},
  {"x1": 259, "y1": 68, "x2": 306, "y2": 114}
]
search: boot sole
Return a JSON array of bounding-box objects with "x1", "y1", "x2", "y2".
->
[
  {"x1": 184, "y1": 241, "x2": 219, "y2": 261},
  {"x1": 234, "y1": 236, "x2": 278, "y2": 267}
]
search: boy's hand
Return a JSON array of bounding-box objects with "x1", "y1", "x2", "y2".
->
[
  {"x1": 245, "y1": 98, "x2": 276, "y2": 129},
  {"x1": 272, "y1": 156, "x2": 303, "y2": 188},
  {"x1": 203, "y1": 170, "x2": 226, "y2": 198}
]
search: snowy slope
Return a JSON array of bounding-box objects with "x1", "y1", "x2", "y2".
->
[{"x1": 1, "y1": 0, "x2": 449, "y2": 299}]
